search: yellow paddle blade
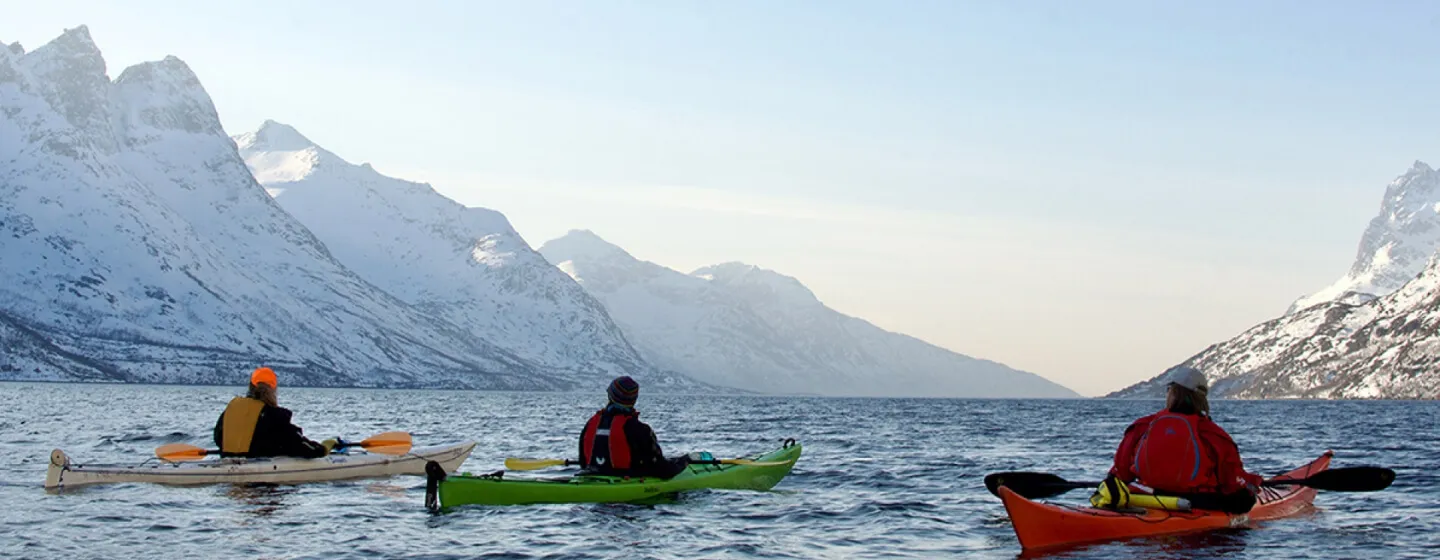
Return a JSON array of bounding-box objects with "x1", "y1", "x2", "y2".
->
[
  {"x1": 155, "y1": 443, "x2": 211, "y2": 462},
  {"x1": 505, "y1": 457, "x2": 570, "y2": 471}
]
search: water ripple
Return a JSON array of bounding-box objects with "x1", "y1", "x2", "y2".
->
[{"x1": 0, "y1": 383, "x2": 1436, "y2": 558}]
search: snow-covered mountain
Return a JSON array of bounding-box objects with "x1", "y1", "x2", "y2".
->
[
  {"x1": 538, "y1": 230, "x2": 1080, "y2": 398},
  {"x1": 1288, "y1": 162, "x2": 1440, "y2": 313},
  {"x1": 0, "y1": 27, "x2": 667, "y2": 390},
  {"x1": 1108, "y1": 163, "x2": 1440, "y2": 400},
  {"x1": 1107, "y1": 251, "x2": 1440, "y2": 399},
  {"x1": 235, "y1": 121, "x2": 667, "y2": 384}
]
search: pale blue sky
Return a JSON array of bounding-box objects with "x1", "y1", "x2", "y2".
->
[{"x1": 7, "y1": 1, "x2": 1440, "y2": 395}]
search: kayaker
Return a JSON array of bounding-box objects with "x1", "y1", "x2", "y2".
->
[
  {"x1": 213, "y1": 367, "x2": 337, "y2": 459},
  {"x1": 1097, "y1": 365, "x2": 1265, "y2": 513},
  {"x1": 578, "y1": 376, "x2": 689, "y2": 478}
]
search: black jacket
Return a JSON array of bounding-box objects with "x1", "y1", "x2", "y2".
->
[{"x1": 214, "y1": 404, "x2": 328, "y2": 459}]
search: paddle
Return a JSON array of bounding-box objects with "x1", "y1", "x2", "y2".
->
[
  {"x1": 984, "y1": 466, "x2": 1397, "y2": 500},
  {"x1": 155, "y1": 431, "x2": 413, "y2": 462},
  {"x1": 504, "y1": 456, "x2": 791, "y2": 471}
]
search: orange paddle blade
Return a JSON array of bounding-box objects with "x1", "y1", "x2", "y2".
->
[
  {"x1": 358, "y1": 431, "x2": 412, "y2": 447},
  {"x1": 353, "y1": 431, "x2": 412, "y2": 455},
  {"x1": 155, "y1": 443, "x2": 211, "y2": 462},
  {"x1": 361, "y1": 442, "x2": 413, "y2": 455}
]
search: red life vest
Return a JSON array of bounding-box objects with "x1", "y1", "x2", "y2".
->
[
  {"x1": 1132, "y1": 412, "x2": 1219, "y2": 493},
  {"x1": 580, "y1": 410, "x2": 634, "y2": 470}
]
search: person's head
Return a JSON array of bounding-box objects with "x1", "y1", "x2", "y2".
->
[
  {"x1": 247, "y1": 367, "x2": 278, "y2": 407},
  {"x1": 1163, "y1": 365, "x2": 1209, "y2": 416},
  {"x1": 607, "y1": 375, "x2": 639, "y2": 409}
]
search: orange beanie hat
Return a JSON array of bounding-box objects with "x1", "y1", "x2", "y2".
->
[{"x1": 250, "y1": 367, "x2": 278, "y2": 388}]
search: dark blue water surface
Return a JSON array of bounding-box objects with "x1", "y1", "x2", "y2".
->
[{"x1": 1, "y1": 383, "x2": 1435, "y2": 559}]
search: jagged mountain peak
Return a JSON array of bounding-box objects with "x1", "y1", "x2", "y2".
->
[
  {"x1": 233, "y1": 121, "x2": 343, "y2": 185},
  {"x1": 19, "y1": 26, "x2": 110, "y2": 134},
  {"x1": 234, "y1": 122, "x2": 477, "y2": 215},
  {"x1": 539, "y1": 229, "x2": 636, "y2": 264},
  {"x1": 25, "y1": 25, "x2": 104, "y2": 75},
  {"x1": 113, "y1": 56, "x2": 222, "y2": 136},
  {"x1": 43, "y1": 25, "x2": 97, "y2": 53},
  {"x1": 1288, "y1": 161, "x2": 1440, "y2": 314},
  {"x1": 1383, "y1": 161, "x2": 1439, "y2": 205},
  {"x1": 241, "y1": 120, "x2": 318, "y2": 152},
  {"x1": 115, "y1": 55, "x2": 198, "y2": 86}
]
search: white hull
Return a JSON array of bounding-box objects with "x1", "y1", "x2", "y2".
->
[{"x1": 45, "y1": 441, "x2": 476, "y2": 489}]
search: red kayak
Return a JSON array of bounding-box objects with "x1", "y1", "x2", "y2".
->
[{"x1": 998, "y1": 451, "x2": 1333, "y2": 551}]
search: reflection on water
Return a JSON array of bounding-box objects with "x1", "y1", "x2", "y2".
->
[
  {"x1": 226, "y1": 483, "x2": 298, "y2": 519},
  {"x1": 361, "y1": 482, "x2": 410, "y2": 501},
  {"x1": 1022, "y1": 527, "x2": 1254, "y2": 559}
]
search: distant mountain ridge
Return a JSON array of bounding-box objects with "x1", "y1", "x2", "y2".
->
[{"x1": 540, "y1": 230, "x2": 1080, "y2": 398}]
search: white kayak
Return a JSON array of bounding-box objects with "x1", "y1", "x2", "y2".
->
[{"x1": 44, "y1": 441, "x2": 476, "y2": 489}]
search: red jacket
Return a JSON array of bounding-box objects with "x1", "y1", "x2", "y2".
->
[{"x1": 1110, "y1": 410, "x2": 1264, "y2": 495}]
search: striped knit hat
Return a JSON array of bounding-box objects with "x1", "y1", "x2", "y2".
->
[{"x1": 607, "y1": 375, "x2": 640, "y2": 407}]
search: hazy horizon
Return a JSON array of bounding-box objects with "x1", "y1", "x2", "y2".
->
[{"x1": 9, "y1": 1, "x2": 1440, "y2": 395}]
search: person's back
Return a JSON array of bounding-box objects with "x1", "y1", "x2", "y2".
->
[
  {"x1": 213, "y1": 367, "x2": 333, "y2": 459},
  {"x1": 577, "y1": 376, "x2": 687, "y2": 479},
  {"x1": 1101, "y1": 366, "x2": 1263, "y2": 513}
]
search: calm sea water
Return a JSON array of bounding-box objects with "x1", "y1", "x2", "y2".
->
[{"x1": 1, "y1": 382, "x2": 1435, "y2": 559}]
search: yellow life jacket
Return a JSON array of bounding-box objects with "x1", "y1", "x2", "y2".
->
[{"x1": 221, "y1": 397, "x2": 266, "y2": 455}]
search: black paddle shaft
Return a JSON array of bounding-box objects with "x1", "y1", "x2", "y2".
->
[{"x1": 986, "y1": 466, "x2": 1396, "y2": 500}]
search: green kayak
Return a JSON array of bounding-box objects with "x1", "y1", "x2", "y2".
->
[{"x1": 424, "y1": 439, "x2": 802, "y2": 509}]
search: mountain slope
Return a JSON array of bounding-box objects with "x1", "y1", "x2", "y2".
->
[
  {"x1": 539, "y1": 230, "x2": 1080, "y2": 398},
  {"x1": 235, "y1": 121, "x2": 677, "y2": 386},
  {"x1": 1108, "y1": 251, "x2": 1440, "y2": 399},
  {"x1": 0, "y1": 27, "x2": 568, "y2": 388},
  {"x1": 1288, "y1": 162, "x2": 1440, "y2": 313}
]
